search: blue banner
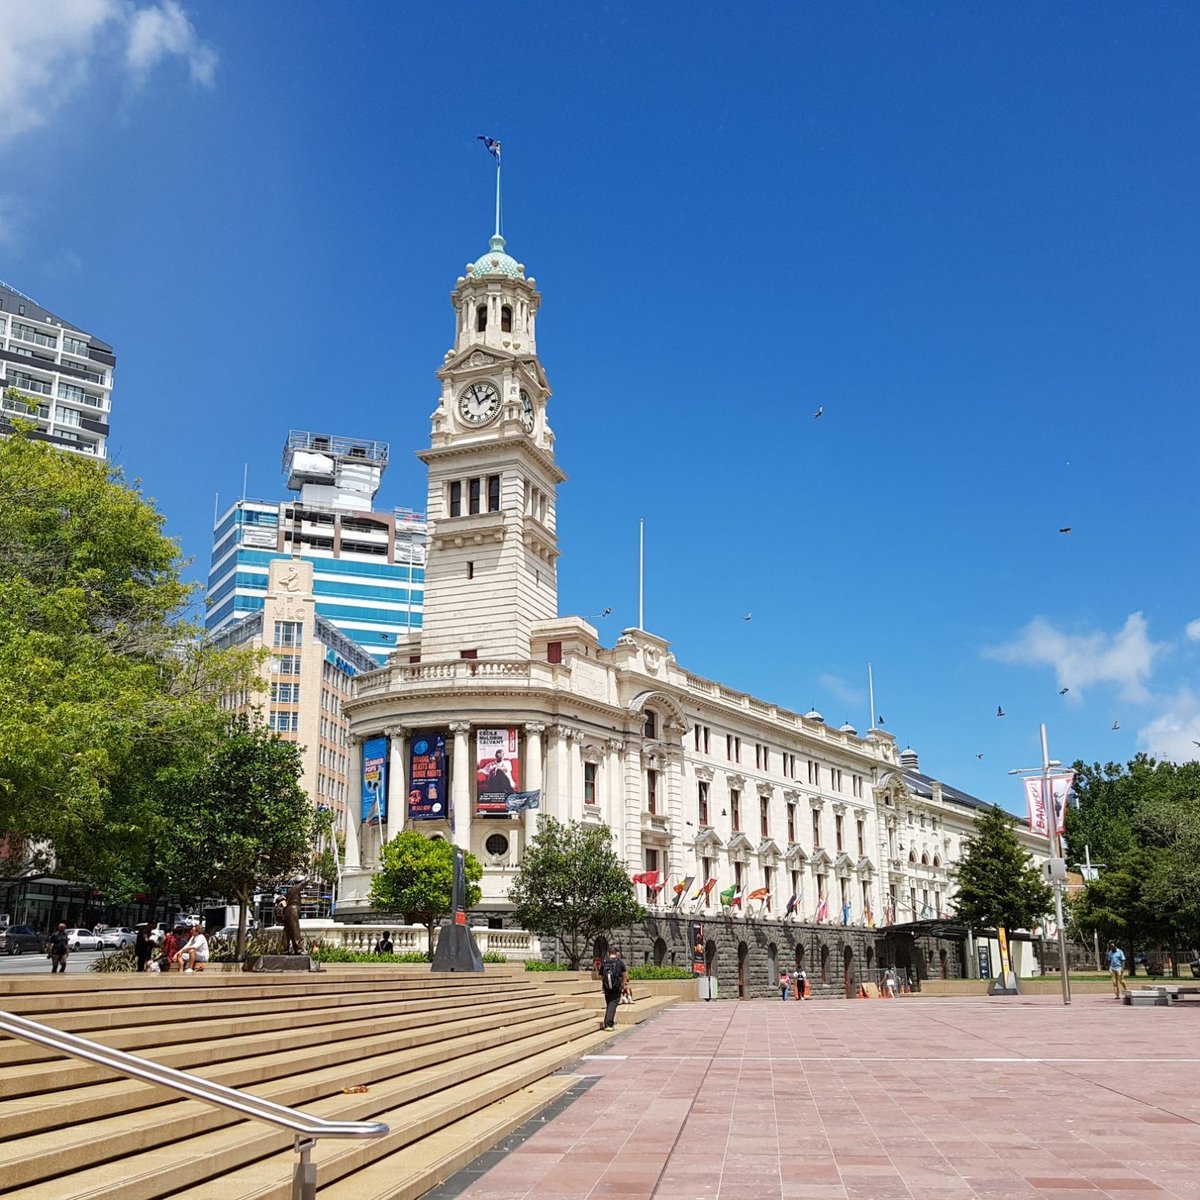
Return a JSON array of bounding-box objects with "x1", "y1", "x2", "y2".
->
[
  {"x1": 361, "y1": 737, "x2": 388, "y2": 824},
  {"x1": 408, "y1": 733, "x2": 447, "y2": 821}
]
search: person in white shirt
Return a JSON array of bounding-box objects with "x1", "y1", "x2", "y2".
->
[{"x1": 177, "y1": 924, "x2": 209, "y2": 973}]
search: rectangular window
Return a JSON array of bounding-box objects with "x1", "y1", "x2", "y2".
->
[
  {"x1": 729, "y1": 788, "x2": 740, "y2": 831},
  {"x1": 726, "y1": 733, "x2": 733, "y2": 759},
  {"x1": 694, "y1": 724, "x2": 701, "y2": 751},
  {"x1": 857, "y1": 820, "x2": 865, "y2": 856},
  {"x1": 787, "y1": 803, "x2": 796, "y2": 843},
  {"x1": 832, "y1": 768, "x2": 843, "y2": 791},
  {"x1": 808, "y1": 760, "x2": 819, "y2": 785},
  {"x1": 270, "y1": 683, "x2": 299, "y2": 703},
  {"x1": 54, "y1": 406, "x2": 81, "y2": 427},
  {"x1": 63, "y1": 334, "x2": 89, "y2": 356},
  {"x1": 698, "y1": 780, "x2": 709, "y2": 825},
  {"x1": 644, "y1": 711, "x2": 657, "y2": 739},
  {"x1": 733, "y1": 736, "x2": 741, "y2": 763},
  {"x1": 760, "y1": 796, "x2": 770, "y2": 839},
  {"x1": 584, "y1": 761, "x2": 597, "y2": 804},
  {"x1": 449, "y1": 480, "x2": 462, "y2": 517},
  {"x1": 487, "y1": 474, "x2": 500, "y2": 512},
  {"x1": 547, "y1": 641, "x2": 562, "y2": 664},
  {"x1": 468, "y1": 477, "x2": 481, "y2": 515},
  {"x1": 273, "y1": 621, "x2": 302, "y2": 648},
  {"x1": 763, "y1": 866, "x2": 773, "y2": 910},
  {"x1": 812, "y1": 810, "x2": 821, "y2": 848},
  {"x1": 835, "y1": 813, "x2": 844, "y2": 852},
  {"x1": 853, "y1": 774, "x2": 863, "y2": 798},
  {"x1": 647, "y1": 768, "x2": 658, "y2": 815},
  {"x1": 459, "y1": 648, "x2": 477, "y2": 659}
]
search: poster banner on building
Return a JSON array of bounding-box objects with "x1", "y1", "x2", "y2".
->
[
  {"x1": 475, "y1": 727, "x2": 520, "y2": 815},
  {"x1": 690, "y1": 922, "x2": 706, "y2": 975},
  {"x1": 408, "y1": 733, "x2": 447, "y2": 821},
  {"x1": 361, "y1": 736, "x2": 388, "y2": 824}
]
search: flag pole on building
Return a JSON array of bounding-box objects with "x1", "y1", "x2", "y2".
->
[{"x1": 638, "y1": 518, "x2": 645, "y2": 631}]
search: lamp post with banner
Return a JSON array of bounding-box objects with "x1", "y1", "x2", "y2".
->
[{"x1": 1009, "y1": 723, "x2": 1073, "y2": 1007}]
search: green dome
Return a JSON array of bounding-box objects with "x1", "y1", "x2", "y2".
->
[{"x1": 471, "y1": 234, "x2": 522, "y2": 279}]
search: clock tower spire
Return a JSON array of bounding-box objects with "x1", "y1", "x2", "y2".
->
[{"x1": 415, "y1": 227, "x2": 564, "y2": 661}]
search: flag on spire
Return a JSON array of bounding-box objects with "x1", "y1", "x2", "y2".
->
[{"x1": 477, "y1": 135, "x2": 501, "y2": 160}]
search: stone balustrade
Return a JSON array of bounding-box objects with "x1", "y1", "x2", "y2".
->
[{"x1": 295, "y1": 920, "x2": 541, "y2": 960}]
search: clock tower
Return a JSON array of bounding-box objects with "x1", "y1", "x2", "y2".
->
[{"x1": 415, "y1": 233, "x2": 565, "y2": 660}]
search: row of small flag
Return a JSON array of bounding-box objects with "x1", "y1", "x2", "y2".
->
[{"x1": 629, "y1": 871, "x2": 896, "y2": 927}]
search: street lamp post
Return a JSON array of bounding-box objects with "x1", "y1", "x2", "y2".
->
[{"x1": 1009, "y1": 723, "x2": 1072, "y2": 1007}]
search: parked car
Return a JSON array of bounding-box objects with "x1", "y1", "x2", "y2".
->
[
  {"x1": 63, "y1": 928, "x2": 103, "y2": 951},
  {"x1": 0, "y1": 925, "x2": 45, "y2": 955},
  {"x1": 99, "y1": 926, "x2": 137, "y2": 949}
]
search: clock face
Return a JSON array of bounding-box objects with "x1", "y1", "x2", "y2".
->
[
  {"x1": 519, "y1": 389, "x2": 536, "y2": 433},
  {"x1": 458, "y1": 381, "x2": 500, "y2": 425}
]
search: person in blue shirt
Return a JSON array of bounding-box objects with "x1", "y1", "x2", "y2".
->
[{"x1": 1106, "y1": 943, "x2": 1129, "y2": 998}]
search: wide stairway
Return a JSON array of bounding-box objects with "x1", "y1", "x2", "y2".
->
[{"x1": 0, "y1": 965, "x2": 674, "y2": 1200}]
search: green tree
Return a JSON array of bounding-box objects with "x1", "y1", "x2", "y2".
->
[
  {"x1": 507, "y1": 816, "x2": 645, "y2": 969},
  {"x1": 161, "y1": 715, "x2": 314, "y2": 954},
  {"x1": 0, "y1": 421, "x2": 258, "y2": 893},
  {"x1": 952, "y1": 806, "x2": 1053, "y2": 933},
  {"x1": 368, "y1": 831, "x2": 482, "y2": 956}
]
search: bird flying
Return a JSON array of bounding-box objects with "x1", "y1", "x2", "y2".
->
[
  {"x1": 876, "y1": 716, "x2": 885, "y2": 726},
  {"x1": 1112, "y1": 720, "x2": 1120, "y2": 731},
  {"x1": 1059, "y1": 687, "x2": 1069, "y2": 695},
  {"x1": 976, "y1": 753, "x2": 985, "y2": 760},
  {"x1": 997, "y1": 706, "x2": 1005, "y2": 717},
  {"x1": 742, "y1": 612, "x2": 752, "y2": 621},
  {"x1": 813, "y1": 406, "x2": 823, "y2": 419},
  {"x1": 1059, "y1": 527, "x2": 1072, "y2": 534}
]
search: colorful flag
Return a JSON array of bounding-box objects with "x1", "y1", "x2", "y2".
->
[
  {"x1": 784, "y1": 893, "x2": 798, "y2": 915},
  {"x1": 697, "y1": 878, "x2": 717, "y2": 900},
  {"x1": 632, "y1": 870, "x2": 661, "y2": 887},
  {"x1": 671, "y1": 875, "x2": 695, "y2": 907},
  {"x1": 865, "y1": 901, "x2": 875, "y2": 929},
  {"x1": 842, "y1": 900, "x2": 852, "y2": 925},
  {"x1": 719, "y1": 884, "x2": 737, "y2": 906},
  {"x1": 747, "y1": 887, "x2": 771, "y2": 901},
  {"x1": 477, "y1": 135, "x2": 501, "y2": 160},
  {"x1": 815, "y1": 896, "x2": 829, "y2": 923},
  {"x1": 504, "y1": 790, "x2": 541, "y2": 813}
]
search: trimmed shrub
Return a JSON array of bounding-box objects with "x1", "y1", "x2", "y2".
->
[{"x1": 628, "y1": 965, "x2": 694, "y2": 981}]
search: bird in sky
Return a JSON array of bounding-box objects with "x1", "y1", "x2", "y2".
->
[
  {"x1": 1059, "y1": 687, "x2": 1069, "y2": 695},
  {"x1": 813, "y1": 406, "x2": 823, "y2": 419},
  {"x1": 1193, "y1": 740, "x2": 1200, "y2": 747},
  {"x1": 877, "y1": 715, "x2": 885, "y2": 726},
  {"x1": 1112, "y1": 720, "x2": 1120, "y2": 731},
  {"x1": 976, "y1": 753, "x2": 985, "y2": 760},
  {"x1": 1059, "y1": 527, "x2": 1072, "y2": 534},
  {"x1": 997, "y1": 706, "x2": 1006, "y2": 717},
  {"x1": 742, "y1": 612, "x2": 752, "y2": 621},
  {"x1": 601, "y1": 607, "x2": 611, "y2": 617}
]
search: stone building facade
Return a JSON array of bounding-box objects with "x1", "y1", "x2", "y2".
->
[{"x1": 338, "y1": 226, "x2": 1049, "y2": 979}]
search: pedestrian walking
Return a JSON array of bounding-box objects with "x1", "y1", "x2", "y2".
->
[
  {"x1": 599, "y1": 946, "x2": 627, "y2": 1031},
  {"x1": 1106, "y1": 943, "x2": 1129, "y2": 998},
  {"x1": 795, "y1": 967, "x2": 807, "y2": 999},
  {"x1": 883, "y1": 966, "x2": 898, "y2": 998},
  {"x1": 46, "y1": 923, "x2": 70, "y2": 974},
  {"x1": 779, "y1": 969, "x2": 791, "y2": 1001}
]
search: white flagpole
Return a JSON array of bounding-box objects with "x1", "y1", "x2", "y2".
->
[
  {"x1": 868, "y1": 663, "x2": 876, "y2": 731},
  {"x1": 495, "y1": 150, "x2": 502, "y2": 237},
  {"x1": 638, "y1": 518, "x2": 644, "y2": 630}
]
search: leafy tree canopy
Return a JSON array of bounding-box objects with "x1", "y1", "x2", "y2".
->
[
  {"x1": 507, "y1": 816, "x2": 645, "y2": 968},
  {"x1": 368, "y1": 831, "x2": 482, "y2": 954},
  {"x1": 0, "y1": 421, "x2": 258, "y2": 893},
  {"x1": 952, "y1": 805, "x2": 1053, "y2": 933},
  {"x1": 1067, "y1": 755, "x2": 1200, "y2": 949},
  {"x1": 160, "y1": 714, "x2": 314, "y2": 950}
]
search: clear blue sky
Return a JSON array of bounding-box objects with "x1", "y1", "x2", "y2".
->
[{"x1": 3, "y1": 3, "x2": 1199, "y2": 815}]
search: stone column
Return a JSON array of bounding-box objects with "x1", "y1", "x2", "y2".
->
[
  {"x1": 384, "y1": 725, "x2": 406, "y2": 843},
  {"x1": 450, "y1": 721, "x2": 472, "y2": 855},
  {"x1": 523, "y1": 722, "x2": 545, "y2": 847},
  {"x1": 550, "y1": 724, "x2": 572, "y2": 821},
  {"x1": 344, "y1": 736, "x2": 362, "y2": 870},
  {"x1": 568, "y1": 729, "x2": 584, "y2": 820}
]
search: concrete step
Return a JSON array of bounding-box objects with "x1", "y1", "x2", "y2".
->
[{"x1": 0, "y1": 1008, "x2": 608, "y2": 1194}]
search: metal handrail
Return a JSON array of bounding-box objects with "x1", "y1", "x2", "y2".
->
[{"x1": 0, "y1": 1009, "x2": 387, "y2": 1200}]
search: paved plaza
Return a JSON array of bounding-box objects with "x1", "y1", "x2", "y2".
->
[{"x1": 441, "y1": 994, "x2": 1200, "y2": 1200}]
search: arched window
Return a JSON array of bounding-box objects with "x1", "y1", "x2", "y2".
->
[
  {"x1": 921, "y1": 852, "x2": 930, "y2": 865},
  {"x1": 908, "y1": 849, "x2": 917, "y2": 863},
  {"x1": 501, "y1": 304, "x2": 512, "y2": 332},
  {"x1": 476, "y1": 304, "x2": 487, "y2": 332},
  {"x1": 933, "y1": 854, "x2": 942, "y2": 868}
]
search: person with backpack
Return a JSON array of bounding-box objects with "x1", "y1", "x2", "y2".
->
[{"x1": 599, "y1": 947, "x2": 627, "y2": 1031}]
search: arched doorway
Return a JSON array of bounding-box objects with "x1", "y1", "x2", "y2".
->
[
  {"x1": 843, "y1": 945, "x2": 854, "y2": 998},
  {"x1": 794, "y1": 944, "x2": 806, "y2": 971},
  {"x1": 653, "y1": 937, "x2": 667, "y2": 966},
  {"x1": 767, "y1": 942, "x2": 778, "y2": 986},
  {"x1": 737, "y1": 942, "x2": 749, "y2": 999},
  {"x1": 819, "y1": 943, "x2": 830, "y2": 985}
]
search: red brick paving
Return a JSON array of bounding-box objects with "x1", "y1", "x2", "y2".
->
[{"x1": 453, "y1": 994, "x2": 1200, "y2": 1200}]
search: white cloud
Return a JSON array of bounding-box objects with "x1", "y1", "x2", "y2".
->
[
  {"x1": 983, "y1": 612, "x2": 1167, "y2": 702},
  {"x1": 127, "y1": 0, "x2": 216, "y2": 86},
  {"x1": 1138, "y1": 688, "x2": 1200, "y2": 764},
  {"x1": 1186, "y1": 618, "x2": 1200, "y2": 642},
  {"x1": 0, "y1": 0, "x2": 215, "y2": 148},
  {"x1": 817, "y1": 672, "x2": 865, "y2": 709}
]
